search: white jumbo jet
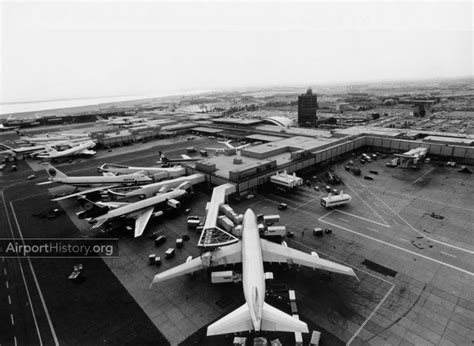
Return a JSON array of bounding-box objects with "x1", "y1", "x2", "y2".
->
[
  {"x1": 98, "y1": 163, "x2": 185, "y2": 178},
  {"x1": 150, "y1": 209, "x2": 357, "y2": 336},
  {"x1": 108, "y1": 173, "x2": 205, "y2": 199},
  {"x1": 35, "y1": 141, "x2": 96, "y2": 159},
  {"x1": 395, "y1": 147, "x2": 428, "y2": 164},
  {"x1": 37, "y1": 163, "x2": 152, "y2": 187},
  {"x1": 52, "y1": 173, "x2": 205, "y2": 201},
  {"x1": 79, "y1": 185, "x2": 189, "y2": 237}
]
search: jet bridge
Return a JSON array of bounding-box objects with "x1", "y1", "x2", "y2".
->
[{"x1": 197, "y1": 183, "x2": 239, "y2": 248}]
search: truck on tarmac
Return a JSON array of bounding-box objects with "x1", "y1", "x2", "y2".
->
[{"x1": 211, "y1": 270, "x2": 242, "y2": 283}]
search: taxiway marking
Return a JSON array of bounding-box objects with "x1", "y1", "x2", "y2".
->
[
  {"x1": 288, "y1": 237, "x2": 396, "y2": 345},
  {"x1": 10, "y1": 201, "x2": 59, "y2": 346},
  {"x1": 347, "y1": 284, "x2": 395, "y2": 345},
  {"x1": 11, "y1": 313, "x2": 14, "y2": 326},
  {"x1": 12, "y1": 191, "x2": 49, "y2": 201},
  {"x1": 14, "y1": 336, "x2": 17, "y2": 346},
  {"x1": 367, "y1": 227, "x2": 380, "y2": 233},
  {"x1": 414, "y1": 167, "x2": 434, "y2": 184},
  {"x1": 4, "y1": 267, "x2": 7, "y2": 275},
  {"x1": 341, "y1": 177, "x2": 390, "y2": 226},
  {"x1": 344, "y1": 171, "x2": 474, "y2": 255},
  {"x1": 295, "y1": 196, "x2": 320, "y2": 209},
  {"x1": 8, "y1": 295, "x2": 11, "y2": 305},
  {"x1": 319, "y1": 218, "x2": 474, "y2": 277},
  {"x1": 1, "y1": 190, "x2": 43, "y2": 346},
  {"x1": 336, "y1": 209, "x2": 391, "y2": 228},
  {"x1": 399, "y1": 238, "x2": 410, "y2": 243},
  {"x1": 6, "y1": 280, "x2": 9, "y2": 288},
  {"x1": 440, "y1": 251, "x2": 457, "y2": 258},
  {"x1": 337, "y1": 217, "x2": 350, "y2": 223},
  {"x1": 368, "y1": 186, "x2": 474, "y2": 212}
]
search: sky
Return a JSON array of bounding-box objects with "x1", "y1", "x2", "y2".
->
[{"x1": 1, "y1": 1, "x2": 472, "y2": 103}]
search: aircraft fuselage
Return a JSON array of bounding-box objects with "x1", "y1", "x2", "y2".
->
[{"x1": 241, "y1": 209, "x2": 265, "y2": 332}]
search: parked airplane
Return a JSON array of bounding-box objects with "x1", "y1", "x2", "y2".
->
[
  {"x1": 98, "y1": 163, "x2": 185, "y2": 178},
  {"x1": 150, "y1": 209, "x2": 357, "y2": 336},
  {"x1": 18, "y1": 132, "x2": 90, "y2": 144},
  {"x1": 79, "y1": 185, "x2": 189, "y2": 237},
  {"x1": 206, "y1": 140, "x2": 250, "y2": 153},
  {"x1": 156, "y1": 151, "x2": 201, "y2": 164},
  {"x1": 34, "y1": 141, "x2": 96, "y2": 159},
  {"x1": 108, "y1": 173, "x2": 205, "y2": 199},
  {"x1": 97, "y1": 115, "x2": 146, "y2": 126},
  {"x1": 53, "y1": 173, "x2": 205, "y2": 201},
  {"x1": 395, "y1": 147, "x2": 428, "y2": 167},
  {"x1": 37, "y1": 163, "x2": 152, "y2": 187},
  {"x1": 395, "y1": 147, "x2": 428, "y2": 163}
]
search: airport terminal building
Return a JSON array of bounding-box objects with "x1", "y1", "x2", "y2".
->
[{"x1": 188, "y1": 124, "x2": 474, "y2": 196}]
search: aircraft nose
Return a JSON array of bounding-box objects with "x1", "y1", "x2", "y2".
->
[{"x1": 244, "y1": 209, "x2": 255, "y2": 218}]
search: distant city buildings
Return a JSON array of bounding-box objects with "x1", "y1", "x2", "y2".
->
[{"x1": 298, "y1": 89, "x2": 318, "y2": 127}]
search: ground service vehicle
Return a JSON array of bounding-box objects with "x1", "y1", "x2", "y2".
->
[
  {"x1": 320, "y1": 193, "x2": 352, "y2": 208},
  {"x1": 165, "y1": 248, "x2": 175, "y2": 258},
  {"x1": 154, "y1": 235, "x2": 167, "y2": 246}
]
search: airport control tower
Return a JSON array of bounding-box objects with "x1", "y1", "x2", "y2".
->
[{"x1": 298, "y1": 88, "x2": 318, "y2": 127}]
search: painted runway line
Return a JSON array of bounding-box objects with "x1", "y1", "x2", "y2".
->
[
  {"x1": 414, "y1": 167, "x2": 434, "y2": 184},
  {"x1": 319, "y1": 217, "x2": 474, "y2": 277},
  {"x1": 343, "y1": 171, "x2": 474, "y2": 255},
  {"x1": 1, "y1": 189, "x2": 43, "y2": 346},
  {"x1": 336, "y1": 209, "x2": 391, "y2": 228},
  {"x1": 347, "y1": 284, "x2": 395, "y2": 345},
  {"x1": 440, "y1": 251, "x2": 457, "y2": 258},
  {"x1": 10, "y1": 200, "x2": 59, "y2": 346},
  {"x1": 288, "y1": 237, "x2": 396, "y2": 345}
]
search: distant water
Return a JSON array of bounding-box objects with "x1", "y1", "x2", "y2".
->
[{"x1": 0, "y1": 90, "x2": 212, "y2": 116}]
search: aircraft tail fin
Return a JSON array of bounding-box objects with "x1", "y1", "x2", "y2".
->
[
  {"x1": 41, "y1": 163, "x2": 68, "y2": 179},
  {"x1": 77, "y1": 197, "x2": 109, "y2": 219},
  {"x1": 261, "y1": 302, "x2": 308, "y2": 333},
  {"x1": 207, "y1": 303, "x2": 253, "y2": 336}
]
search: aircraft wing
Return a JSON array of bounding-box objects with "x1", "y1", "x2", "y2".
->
[
  {"x1": 51, "y1": 185, "x2": 118, "y2": 201},
  {"x1": 181, "y1": 154, "x2": 192, "y2": 160},
  {"x1": 150, "y1": 242, "x2": 242, "y2": 287},
  {"x1": 150, "y1": 256, "x2": 206, "y2": 286},
  {"x1": 102, "y1": 172, "x2": 116, "y2": 177},
  {"x1": 260, "y1": 239, "x2": 357, "y2": 278},
  {"x1": 207, "y1": 303, "x2": 253, "y2": 336},
  {"x1": 97, "y1": 201, "x2": 130, "y2": 209},
  {"x1": 134, "y1": 207, "x2": 154, "y2": 237},
  {"x1": 209, "y1": 242, "x2": 242, "y2": 266},
  {"x1": 261, "y1": 302, "x2": 308, "y2": 333}
]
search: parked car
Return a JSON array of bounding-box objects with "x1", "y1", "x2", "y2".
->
[{"x1": 278, "y1": 203, "x2": 288, "y2": 210}]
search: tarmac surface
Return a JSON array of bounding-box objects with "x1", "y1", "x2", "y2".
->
[{"x1": 1, "y1": 136, "x2": 473, "y2": 345}]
